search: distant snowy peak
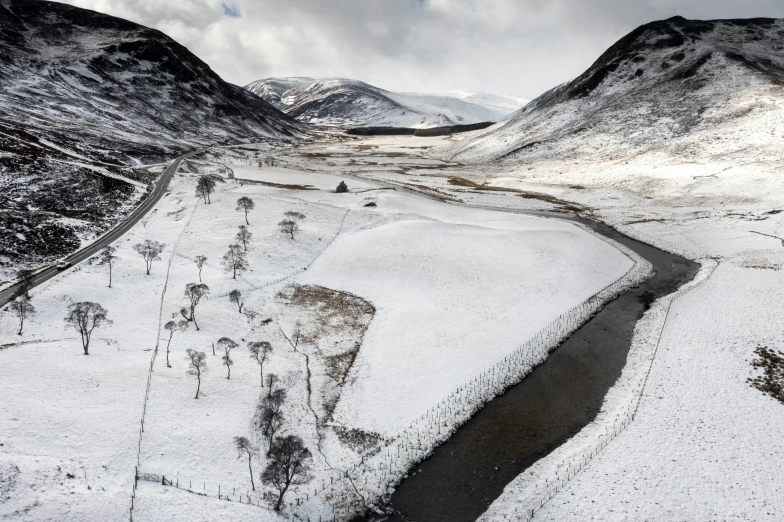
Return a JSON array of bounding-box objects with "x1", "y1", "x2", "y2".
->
[
  {"x1": 451, "y1": 16, "x2": 784, "y2": 163},
  {"x1": 244, "y1": 77, "x2": 527, "y2": 129},
  {"x1": 245, "y1": 77, "x2": 314, "y2": 109}
]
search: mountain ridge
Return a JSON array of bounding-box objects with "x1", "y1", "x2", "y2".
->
[
  {"x1": 0, "y1": 0, "x2": 305, "y2": 275},
  {"x1": 245, "y1": 76, "x2": 526, "y2": 129},
  {"x1": 450, "y1": 16, "x2": 784, "y2": 165}
]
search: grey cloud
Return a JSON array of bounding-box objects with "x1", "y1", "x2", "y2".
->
[{"x1": 59, "y1": 0, "x2": 784, "y2": 99}]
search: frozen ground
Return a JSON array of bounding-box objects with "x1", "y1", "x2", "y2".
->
[
  {"x1": 264, "y1": 135, "x2": 784, "y2": 520},
  {"x1": 0, "y1": 138, "x2": 634, "y2": 520}
]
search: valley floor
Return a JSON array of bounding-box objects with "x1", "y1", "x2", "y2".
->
[
  {"x1": 0, "y1": 135, "x2": 633, "y2": 521},
  {"x1": 2, "y1": 132, "x2": 782, "y2": 521}
]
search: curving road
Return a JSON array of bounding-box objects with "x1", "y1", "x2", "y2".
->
[{"x1": 0, "y1": 150, "x2": 199, "y2": 308}]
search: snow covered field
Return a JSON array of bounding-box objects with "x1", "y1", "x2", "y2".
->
[
  {"x1": 0, "y1": 139, "x2": 636, "y2": 520},
  {"x1": 339, "y1": 134, "x2": 784, "y2": 519},
  {"x1": 258, "y1": 135, "x2": 784, "y2": 520}
]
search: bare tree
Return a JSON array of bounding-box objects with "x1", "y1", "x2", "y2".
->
[
  {"x1": 133, "y1": 240, "x2": 165, "y2": 275},
  {"x1": 265, "y1": 373, "x2": 279, "y2": 397},
  {"x1": 236, "y1": 197, "x2": 255, "y2": 225},
  {"x1": 221, "y1": 244, "x2": 248, "y2": 279},
  {"x1": 163, "y1": 320, "x2": 187, "y2": 367},
  {"x1": 278, "y1": 219, "x2": 298, "y2": 240},
  {"x1": 248, "y1": 341, "x2": 272, "y2": 386},
  {"x1": 261, "y1": 435, "x2": 312, "y2": 511},
  {"x1": 257, "y1": 387, "x2": 286, "y2": 454},
  {"x1": 196, "y1": 175, "x2": 216, "y2": 204},
  {"x1": 234, "y1": 436, "x2": 257, "y2": 491},
  {"x1": 194, "y1": 255, "x2": 207, "y2": 282},
  {"x1": 64, "y1": 302, "x2": 111, "y2": 355},
  {"x1": 97, "y1": 246, "x2": 117, "y2": 288},
  {"x1": 236, "y1": 225, "x2": 252, "y2": 251},
  {"x1": 186, "y1": 349, "x2": 207, "y2": 399},
  {"x1": 218, "y1": 337, "x2": 237, "y2": 379},
  {"x1": 228, "y1": 289, "x2": 244, "y2": 313},
  {"x1": 181, "y1": 283, "x2": 209, "y2": 330},
  {"x1": 291, "y1": 320, "x2": 303, "y2": 350},
  {"x1": 7, "y1": 297, "x2": 35, "y2": 335},
  {"x1": 284, "y1": 211, "x2": 305, "y2": 223}
]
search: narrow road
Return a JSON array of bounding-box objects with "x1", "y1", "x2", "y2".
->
[{"x1": 0, "y1": 150, "x2": 199, "y2": 308}]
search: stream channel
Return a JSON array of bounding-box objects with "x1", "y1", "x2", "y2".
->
[{"x1": 371, "y1": 212, "x2": 699, "y2": 522}]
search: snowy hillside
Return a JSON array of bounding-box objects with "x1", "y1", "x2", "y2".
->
[
  {"x1": 245, "y1": 77, "x2": 526, "y2": 129},
  {"x1": 0, "y1": 0, "x2": 304, "y2": 277},
  {"x1": 449, "y1": 16, "x2": 784, "y2": 164}
]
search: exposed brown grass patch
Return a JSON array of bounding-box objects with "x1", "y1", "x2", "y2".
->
[
  {"x1": 332, "y1": 426, "x2": 386, "y2": 456},
  {"x1": 447, "y1": 176, "x2": 587, "y2": 212},
  {"x1": 235, "y1": 178, "x2": 317, "y2": 190},
  {"x1": 277, "y1": 284, "x2": 375, "y2": 384},
  {"x1": 749, "y1": 345, "x2": 784, "y2": 404}
]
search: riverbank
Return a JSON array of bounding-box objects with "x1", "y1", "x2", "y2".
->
[{"x1": 377, "y1": 215, "x2": 699, "y2": 521}]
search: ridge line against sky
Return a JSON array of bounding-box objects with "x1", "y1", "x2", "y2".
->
[{"x1": 56, "y1": 0, "x2": 784, "y2": 99}]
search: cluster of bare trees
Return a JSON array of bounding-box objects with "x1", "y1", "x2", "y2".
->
[
  {"x1": 4, "y1": 267, "x2": 113, "y2": 352},
  {"x1": 195, "y1": 175, "x2": 216, "y2": 204},
  {"x1": 3, "y1": 163, "x2": 321, "y2": 511},
  {"x1": 232, "y1": 373, "x2": 312, "y2": 511},
  {"x1": 182, "y1": 337, "x2": 273, "y2": 394}
]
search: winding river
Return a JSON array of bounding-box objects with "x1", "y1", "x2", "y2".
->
[{"x1": 374, "y1": 213, "x2": 699, "y2": 521}]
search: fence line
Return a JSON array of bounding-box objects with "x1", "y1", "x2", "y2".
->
[
  {"x1": 478, "y1": 257, "x2": 720, "y2": 521},
  {"x1": 285, "y1": 239, "x2": 654, "y2": 517},
  {"x1": 129, "y1": 197, "x2": 199, "y2": 521}
]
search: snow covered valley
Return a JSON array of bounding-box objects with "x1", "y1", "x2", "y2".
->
[
  {"x1": 2, "y1": 131, "x2": 784, "y2": 521},
  {"x1": 0, "y1": 137, "x2": 644, "y2": 521}
]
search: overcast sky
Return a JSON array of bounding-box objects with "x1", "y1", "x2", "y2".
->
[{"x1": 59, "y1": 0, "x2": 784, "y2": 99}]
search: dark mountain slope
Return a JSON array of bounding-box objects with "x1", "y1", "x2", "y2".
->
[
  {"x1": 0, "y1": 0, "x2": 305, "y2": 276},
  {"x1": 450, "y1": 16, "x2": 784, "y2": 164}
]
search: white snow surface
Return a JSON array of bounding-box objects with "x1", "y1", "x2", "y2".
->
[
  {"x1": 0, "y1": 141, "x2": 633, "y2": 521},
  {"x1": 300, "y1": 199, "x2": 630, "y2": 433}
]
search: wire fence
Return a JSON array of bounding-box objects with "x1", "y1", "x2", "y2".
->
[
  {"x1": 130, "y1": 196, "x2": 200, "y2": 521},
  {"x1": 478, "y1": 257, "x2": 720, "y2": 521},
  {"x1": 274, "y1": 232, "x2": 656, "y2": 517}
]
